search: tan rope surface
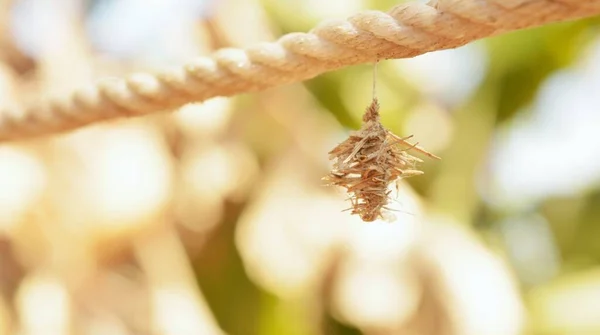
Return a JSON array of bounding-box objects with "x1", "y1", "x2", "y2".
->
[{"x1": 1, "y1": 0, "x2": 599, "y2": 141}]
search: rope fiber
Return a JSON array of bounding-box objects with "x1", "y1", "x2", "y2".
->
[{"x1": 1, "y1": 0, "x2": 599, "y2": 141}]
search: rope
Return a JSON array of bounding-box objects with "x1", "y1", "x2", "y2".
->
[{"x1": 1, "y1": 0, "x2": 599, "y2": 142}]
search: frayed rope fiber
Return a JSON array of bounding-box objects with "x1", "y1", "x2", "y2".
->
[{"x1": 0, "y1": 0, "x2": 599, "y2": 141}]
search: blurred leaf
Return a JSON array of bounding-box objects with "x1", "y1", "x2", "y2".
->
[
  {"x1": 322, "y1": 313, "x2": 363, "y2": 335},
  {"x1": 193, "y1": 201, "x2": 264, "y2": 335},
  {"x1": 367, "y1": 0, "x2": 411, "y2": 11},
  {"x1": 528, "y1": 268, "x2": 600, "y2": 334},
  {"x1": 566, "y1": 191, "x2": 600, "y2": 266},
  {"x1": 258, "y1": 294, "x2": 316, "y2": 335},
  {"x1": 486, "y1": 18, "x2": 600, "y2": 123},
  {"x1": 305, "y1": 72, "x2": 359, "y2": 129}
]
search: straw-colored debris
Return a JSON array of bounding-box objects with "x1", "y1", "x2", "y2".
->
[{"x1": 324, "y1": 99, "x2": 439, "y2": 222}]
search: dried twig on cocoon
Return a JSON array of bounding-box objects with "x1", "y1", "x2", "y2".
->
[{"x1": 324, "y1": 98, "x2": 439, "y2": 222}]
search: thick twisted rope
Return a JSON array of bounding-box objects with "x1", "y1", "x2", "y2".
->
[{"x1": 1, "y1": 0, "x2": 599, "y2": 141}]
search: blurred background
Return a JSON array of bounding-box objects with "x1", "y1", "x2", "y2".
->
[{"x1": 0, "y1": 0, "x2": 600, "y2": 334}]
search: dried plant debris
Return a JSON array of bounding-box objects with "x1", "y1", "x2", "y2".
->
[{"x1": 324, "y1": 98, "x2": 440, "y2": 222}]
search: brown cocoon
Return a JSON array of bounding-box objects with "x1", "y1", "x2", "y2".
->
[{"x1": 324, "y1": 99, "x2": 439, "y2": 222}]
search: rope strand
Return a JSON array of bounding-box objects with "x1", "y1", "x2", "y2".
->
[{"x1": 1, "y1": 0, "x2": 599, "y2": 141}]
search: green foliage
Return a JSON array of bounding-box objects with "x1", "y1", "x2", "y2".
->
[{"x1": 486, "y1": 18, "x2": 600, "y2": 122}]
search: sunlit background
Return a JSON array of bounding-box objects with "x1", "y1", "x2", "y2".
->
[{"x1": 0, "y1": 0, "x2": 600, "y2": 334}]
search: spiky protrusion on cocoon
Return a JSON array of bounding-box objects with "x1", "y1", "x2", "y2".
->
[{"x1": 324, "y1": 99, "x2": 439, "y2": 222}]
